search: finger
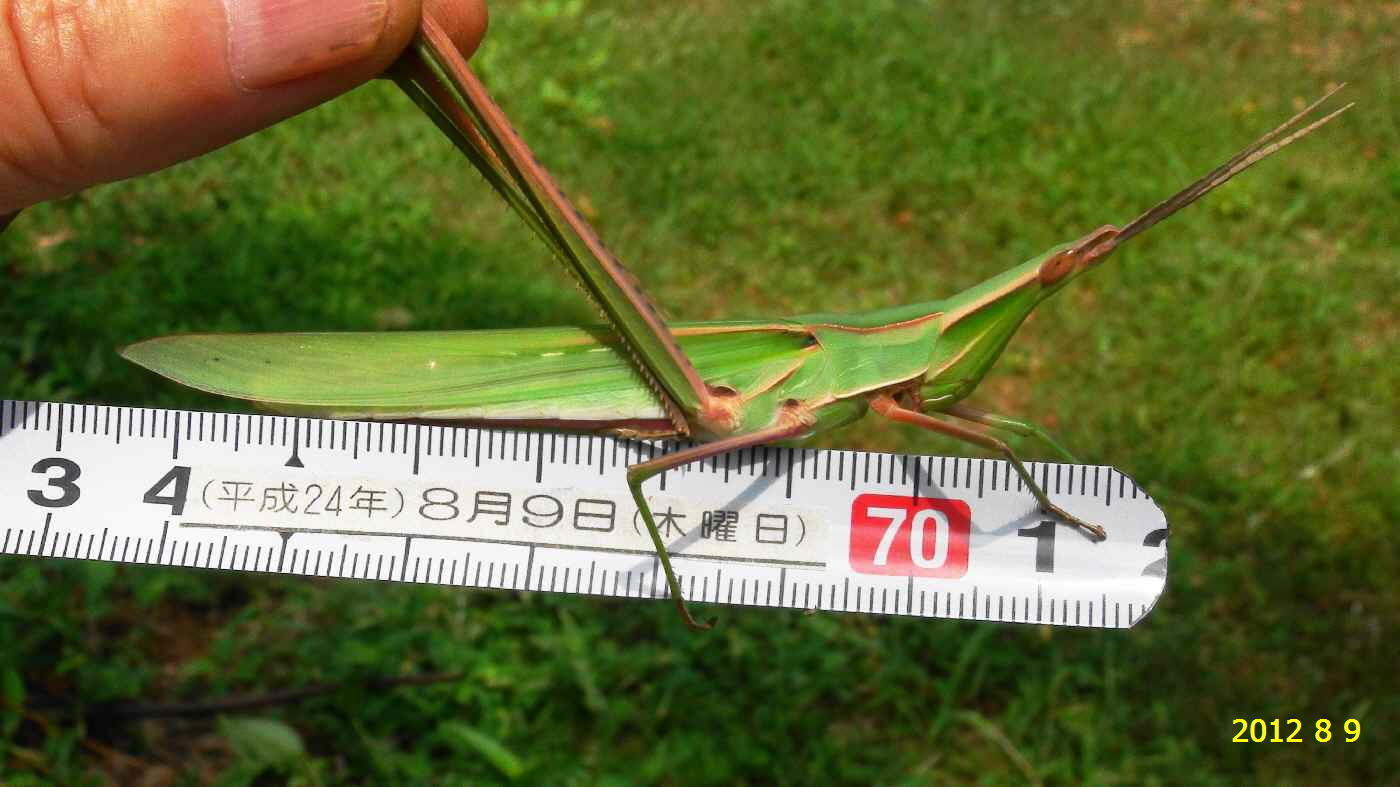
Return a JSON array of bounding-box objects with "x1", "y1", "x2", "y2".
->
[
  {"x1": 0, "y1": 0, "x2": 488, "y2": 214},
  {"x1": 425, "y1": 0, "x2": 489, "y2": 58}
]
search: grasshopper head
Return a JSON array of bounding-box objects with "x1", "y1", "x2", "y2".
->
[
  {"x1": 1039, "y1": 85, "x2": 1352, "y2": 298},
  {"x1": 1034, "y1": 224, "x2": 1121, "y2": 296},
  {"x1": 920, "y1": 229, "x2": 1121, "y2": 407},
  {"x1": 1038, "y1": 86, "x2": 1351, "y2": 299},
  {"x1": 920, "y1": 88, "x2": 1349, "y2": 410}
]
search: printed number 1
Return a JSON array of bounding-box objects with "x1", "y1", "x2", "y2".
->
[{"x1": 1017, "y1": 520, "x2": 1055, "y2": 573}]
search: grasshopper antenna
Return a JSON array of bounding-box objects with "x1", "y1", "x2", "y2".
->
[{"x1": 1078, "y1": 85, "x2": 1352, "y2": 259}]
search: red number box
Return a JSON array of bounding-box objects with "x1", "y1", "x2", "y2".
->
[{"x1": 849, "y1": 494, "x2": 971, "y2": 577}]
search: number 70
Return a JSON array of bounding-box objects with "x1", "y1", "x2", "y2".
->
[{"x1": 849, "y1": 494, "x2": 971, "y2": 578}]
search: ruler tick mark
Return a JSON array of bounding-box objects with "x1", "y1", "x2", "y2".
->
[{"x1": 37, "y1": 514, "x2": 51, "y2": 557}]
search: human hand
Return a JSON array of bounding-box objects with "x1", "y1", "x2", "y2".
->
[{"x1": 0, "y1": 0, "x2": 488, "y2": 217}]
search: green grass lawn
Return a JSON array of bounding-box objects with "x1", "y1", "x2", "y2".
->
[{"x1": 2, "y1": 1, "x2": 1396, "y2": 783}]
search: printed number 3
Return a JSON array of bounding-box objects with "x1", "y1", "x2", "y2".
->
[{"x1": 28, "y1": 457, "x2": 81, "y2": 508}]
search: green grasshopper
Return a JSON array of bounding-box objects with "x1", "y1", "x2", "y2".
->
[{"x1": 119, "y1": 16, "x2": 1349, "y2": 628}]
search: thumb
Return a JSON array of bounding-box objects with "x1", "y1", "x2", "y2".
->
[{"x1": 0, "y1": 0, "x2": 488, "y2": 214}]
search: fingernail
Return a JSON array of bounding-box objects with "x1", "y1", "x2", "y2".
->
[{"x1": 225, "y1": 0, "x2": 389, "y2": 90}]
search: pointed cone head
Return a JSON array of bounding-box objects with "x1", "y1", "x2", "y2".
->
[
  {"x1": 1033, "y1": 224, "x2": 1122, "y2": 298},
  {"x1": 918, "y1": 235, "x2": 1114, "y2": 407},
  {"x1": 918, "y1": 88, "x2": 1349, "y2": 412}
]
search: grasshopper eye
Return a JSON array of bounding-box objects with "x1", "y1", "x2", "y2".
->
[{"x1": 1037, "y1": 250, "x2": 1078, "y2": 286}]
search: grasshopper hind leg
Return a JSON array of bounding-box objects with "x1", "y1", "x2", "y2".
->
[{"x1": 625, "y1": 417, "x2": 813, "y2": 630}]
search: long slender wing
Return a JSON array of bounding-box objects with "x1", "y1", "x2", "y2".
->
[
  {"x1": 120, "y1": 323, "x2": 813, "y2": 424},
  {"x1": 392, "y1": 14, "x2": 714, "y2": 434}
]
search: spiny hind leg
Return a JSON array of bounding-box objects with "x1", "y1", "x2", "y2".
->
[
  {"x1": 626, "y1": 417, "x2": 812, "y2": 630},
  {"x1": 871, "y1": 395, "x2": 1105, "y2": 540},
  {"x1": 946, "y1": 403, "x2": 1080, "y2": 465}
]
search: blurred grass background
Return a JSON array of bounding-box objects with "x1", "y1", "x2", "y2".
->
[{"x1": 1, "y1": 0, "x2": 1396, "y2": 783}]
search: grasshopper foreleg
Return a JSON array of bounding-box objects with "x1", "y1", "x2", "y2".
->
[
  {"x1": 626, "y1": 418, "x2": 811, "y2": 630},
  {"x1": 945, "y1": 403, "x2": 1080, "y2": 465},
  {"x1": 871, "y1": 395, "x2": 1106, "y2": 540}
]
